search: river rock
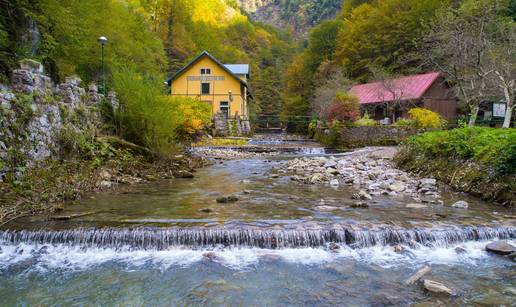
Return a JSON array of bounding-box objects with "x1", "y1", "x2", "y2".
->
[
  {"x1": 389, "y1": 182, "x2": 406, "y2": 192},
  {"x1": 392, "y1": 244, "x2": 404, "y2": 253},
  {"x1": 451, "y1": 200, "x2": 469, "y2": 209},
  {"x1": 314, "y1": 205, "x2": 338, "y2": 211},
  {"x1": 324, "y1": 160, "x2": 337, "y2": 168},
  {"x1": 485, "y1": 241, "x2": 516, "y2": 255},
  {"x1": 310, "y1": 173, "x2": 325, "y2": 183},
  {"x1": 203, "y1": 252, "x2": 218, "y2": 260},
  {"x1": 329, "y1": 179, "x2": 340, "y2": 186},
  {"x1": 216, "y1": 195, "x2": 239, "y2": 203},
  {"x1": 175, "y1": 170, "x2": 194, "y2": 178},
  {"x1": 419, "y1": 178, "x2": 436, "y2": 187},
  {"x1": 199, "y1": 208, "x2": 213, "y2": 213},
  {"x1": 100, "y1": 180, "x2": 113, "y2": 188},
  {"x1": 406, "y1": 203, "x2": 428, "y2": 209},
  {"x1": 350, "y1": 202, "x2": 369, "y2": 208},
  {"x1": 455, "y1": 246, "x2": 467, "y2": 254},
  {"x1": 423, "y1": 279, "x2": 453, "y2": 295},
  {"x1": 353, "y1": 190, "x2": 372, "y2": 200},
  {"x1": 327, "y1": 242, "x2": 340, "y2": 251}
]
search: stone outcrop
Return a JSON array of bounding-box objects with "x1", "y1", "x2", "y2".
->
[{"x1": 0, "y1": 60, "x2": 107, "y2": 180}]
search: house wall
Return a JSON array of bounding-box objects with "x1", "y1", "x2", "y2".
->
[
  {"x1": 170, "y1": 56, "x2": 248, "y2": 118},
  {"x1": 422, "y1": 78, "x2": 457, "y2": 121}
]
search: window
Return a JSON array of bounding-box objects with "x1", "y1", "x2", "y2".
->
[
  {"x1": 201, "y1": 83, "x2": 210, "y2": 95},
  {"x1": 200, "y1": 68, "x2": 211, "y2": 75},
  {"x1": 219, "y1": 101, "x2": 229, "y2": 118}
]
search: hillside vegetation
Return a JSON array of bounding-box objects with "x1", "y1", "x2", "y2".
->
[
  {"x1": 1, "y1": 0, "x2": 296, "y2": 124},
  {"x1": 280, "y1": 0, "x2": 516, "y2": 130},
  {"x1": 395, "y1": 128, "x2": 516, "y2": 206},
  {"x1": 237, "y1": 0, "x2": 343, "y2": 36}
]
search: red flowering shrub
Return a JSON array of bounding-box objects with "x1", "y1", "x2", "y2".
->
[{"x1": 325, "y1": 92, "x2": 360, "y2": 122}]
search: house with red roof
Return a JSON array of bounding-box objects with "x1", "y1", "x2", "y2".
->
[{"x1": 349, "y1": 72, "x2": 457, "y2": 122}]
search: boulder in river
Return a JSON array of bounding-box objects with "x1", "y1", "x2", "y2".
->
[
  {"x1": 423, "y1": 279, "x2": 453, "y2": 296},
  {"x1": 485, "y1": 241, "x2": 516, "y2": 255},
  {"x1": 451, "y1": 200, "x2": 469, "y2": 209},
  {"x1": 329, "y1": 179, "x2": 339, "y2": 186},
  {"x1": 352, "y1": 190, "x2": 372, "y2": 200},
  {"x1": 216, "y1": 195, "x2": 239, "y2": 203},
  {"x1": 175, "y1": 170, "x2": 194, "y2": 178},
  {"x1": 455, "y1": 247, "x2": 467, "y2": 254},
  {"x1": 350, "y1": 202, "x2": 369, "y2": 208}
]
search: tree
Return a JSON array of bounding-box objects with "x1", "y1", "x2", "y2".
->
[
  {"x1": 485, "y1": 18, "x2": 516, "y2": 128},
  {"x1": 421, "y1": 0, "x2": 513, "y2": 126},
  {"x1": 334, "y1": 0, "x2": 445, "y2": 81},
  {"x1": 311, "y1": 64, "x2": 353, "y2": 118},
  {"x1": 326, "y1": 92, "x2": 360, "y2": 122}
]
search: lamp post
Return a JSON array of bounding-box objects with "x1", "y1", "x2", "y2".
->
[
  {"x1": 98, "y1": 36, "x2": 108, "y2": 95},
  {"x1": 228, "y1": 90, "x2": 233, "y2": 118}
]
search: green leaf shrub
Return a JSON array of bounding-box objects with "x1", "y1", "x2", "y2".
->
[
  {"x1": 404, "y1": 127, "x2": 516, "y2": 175},
  {"x1": 353, "y1": 113, "x2": 377, "y2": 126}
]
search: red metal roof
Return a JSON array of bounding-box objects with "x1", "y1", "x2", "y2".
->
[{"x1": 349, "y1": 72, "x2": 441, "y2": 105}]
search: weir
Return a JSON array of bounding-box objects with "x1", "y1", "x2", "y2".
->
[{"x1": 1, "y1": 225, "x2": 514, "y2": 250}]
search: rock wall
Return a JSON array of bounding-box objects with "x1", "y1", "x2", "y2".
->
[
  {"x1": 338, "y1": 126, "x2": 418, "y2": 148},
  {"x1": 213, "y1": 112, "x2": 250, "y2": 137},
  {"x1": 0, "y1": 60, "x2": 112, "y2": 179}
]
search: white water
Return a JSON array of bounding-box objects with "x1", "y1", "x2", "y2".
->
[{"x1": 1, "y1": 239, "x2": 510, "y2": 272}]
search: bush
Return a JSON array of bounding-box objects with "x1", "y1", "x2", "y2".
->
[
  {"x1": 394, "y1": 118, "x2": 415, "y2": 128},
  {"x1": 169, "y1": 97, "x2": 212, "y2": 140},
  {"x1": 407, "y1": 108, "x2": 446, "y2": 129},
  {"x1": 402, "y1": 127, "x2": 516, "y2": 175},
  {"x1": 326, "y1": 92, "x2": 360, "y2": 122},
  {"x1": 354, "y1": 113, "x2": 377, "y2": 126},
  {"x1": 112, "y1": 65, "x2": 210, "y2": 158}
]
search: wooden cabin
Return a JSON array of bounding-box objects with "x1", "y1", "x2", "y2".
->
[{"x1": 349, "y1": 72, "x2": 458, "y2": 123}]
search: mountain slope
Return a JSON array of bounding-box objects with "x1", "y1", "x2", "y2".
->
[{"x1": 237, "y1": 0, "x2": 342, "y2": 37}]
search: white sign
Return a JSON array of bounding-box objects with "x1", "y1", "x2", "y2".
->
[
  {"x1": 493, "y1": 102, "x2": 506, "y2": 117},
  {"x1": 187, "y1": 76, "x2": 225, "y2": 81}
]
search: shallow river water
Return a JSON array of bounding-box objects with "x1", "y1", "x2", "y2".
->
[{"x1": 1, "y1": 141, "x2": 515, "y2": 306}]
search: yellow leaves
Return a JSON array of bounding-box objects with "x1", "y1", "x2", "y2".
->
[{"x1": 408, "y1": 107, "x2": 446, "y2": 129}]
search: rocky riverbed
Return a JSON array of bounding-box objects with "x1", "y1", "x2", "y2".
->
[
  {"x1": 284, "y1": 147, "x2": 446, "y2": 206},
  {"x1": 192, "y1": 148, "x2": 279, "y2": 160}
]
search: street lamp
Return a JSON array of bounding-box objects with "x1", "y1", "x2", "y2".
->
[{"x1": 98, "y1": 36, "x2": 108, "y2": 95}]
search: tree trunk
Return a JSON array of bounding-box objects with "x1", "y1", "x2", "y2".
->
[
  {"x1": 468, "y1": 105, "x2": 479, "y2": 127},
  {"x1": 501, "y1": 87, "x2": 513, "y2": 129},
  {"x1": 502, "y1": 104, "x2": 513, "y2": 128}
]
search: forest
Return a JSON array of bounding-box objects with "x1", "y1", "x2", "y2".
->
[{"x1": 1, "y1": 0, "x2": 516, "y2": 138}]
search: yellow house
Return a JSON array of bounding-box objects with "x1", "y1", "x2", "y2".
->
[{"x1": 166, "y1": 51, "x2": 252, "y2": 119}]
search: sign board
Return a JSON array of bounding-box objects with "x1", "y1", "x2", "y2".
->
[
  {"x1": 492, "y1": 102, "x2": 506, "y2": 118},
  {"x1": 187, "y1": 76, "x2": 225, "y2": 81}
]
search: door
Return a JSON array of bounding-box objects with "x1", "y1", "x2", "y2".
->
[{"x1": 219, "y1": 101, "x2": 229, "y2": 118}]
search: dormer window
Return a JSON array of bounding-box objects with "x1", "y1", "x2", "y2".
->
[{"x1": 200, "y1": 68, "x2": 211, "y2": 75}]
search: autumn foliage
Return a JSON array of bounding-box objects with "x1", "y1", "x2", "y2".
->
[{"x1": 326, "y1": 92, "x2": 360, "y2": 122}]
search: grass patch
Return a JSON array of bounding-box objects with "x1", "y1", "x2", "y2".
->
[{"x1": 193, "y1": 137, "x2": 249, "y2": 147}]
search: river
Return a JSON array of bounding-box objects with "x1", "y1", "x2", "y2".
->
[{"x1": 0, "y1": 137, "x2": 514, "y2": 305}]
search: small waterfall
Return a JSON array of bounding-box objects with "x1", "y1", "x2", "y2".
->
[{"x1": 1, "y1": 225, "x2": 514, "y2": 250}]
